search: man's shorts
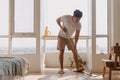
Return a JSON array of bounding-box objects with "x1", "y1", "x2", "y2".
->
[{"x1": 57, "y1": 36, "x2": 75, "y2": 50}]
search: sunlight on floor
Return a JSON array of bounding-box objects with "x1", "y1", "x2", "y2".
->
[
  {"x1": 90, "y1": 75, "x2": 103, "y2": 80},
  {"x1": 24, "y1": 68, "x2": 120, "y2": 80},
  {"x1": 24, "y1": 74, "x2": 47, "y2": 80}
]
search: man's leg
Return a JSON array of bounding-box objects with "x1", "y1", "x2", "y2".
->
[
  {"x1": 67, "y1": 39, "x2": 83, "y2": 72},
  {"x1": 59, "y1": 50, "x2": 64, "y2": 71},
  {"x1": 58, "y1": 50, "x2": 66, "y2": 74},
  {"x1": 71, "y1": 49, "x2": 84, "y2": 72},
  {"x1": 57, "y1": 36, "x2": 66, "y2": 74},
  {"x1": 71, "y1": 49, "x2": 79, "y2": 70}
]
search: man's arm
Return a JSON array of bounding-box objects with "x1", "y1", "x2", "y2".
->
[
  {"x1": 56, "y1": 17, "x2": 67, "y2": 32},
  {"x1": 56, "y1": 17, "x2": 63, "y2": 29},
  {"x1": 74, "y1": 30, "x2": 80, "y2": 50}
]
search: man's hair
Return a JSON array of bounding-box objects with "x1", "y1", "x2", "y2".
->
[{"x1": 73, "y1": 9, "x2": 83, "y2": 18}]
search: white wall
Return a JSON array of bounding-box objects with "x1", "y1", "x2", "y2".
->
[{"x1": 111, "y1": 0, "x2": 120, "y2": 45}]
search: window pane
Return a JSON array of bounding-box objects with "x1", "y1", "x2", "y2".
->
[
  {"x1": 0, "y1": 0, "x2": 9, "y2": 35},
  {"x1": 14, "y1": 0, "x2": 34, "y2": 33},
  {"x1": 12, "y1": 38, "x2": 36, "y2": 54},
  {"x1": 45, "y1": 40, "x2": 59, "y2": 53},
  {"x1": 96, "y1": 0, "x2": 107, "y2": 34},
  {"x1": 0, "y1": 38, "x2": 8, "y2": 54},
  {"x1": 77, "y1": 40, "x2": 87, "y2": 53},
  {"x1": 96, "y1": 38, "x2": 108, "y2": 54},
  {"x1": 43, "y1": 0, "x2": 88, "y2": 36}
]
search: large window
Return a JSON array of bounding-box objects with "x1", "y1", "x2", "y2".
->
[
  {"x1": 42, "y1": 0, "x2": 89, "y2": 53},
  {"x1": 13, "y1": 0, "x2": 36, "y2": 54},
  {"x1": 96, "y1": 0, "x2": 108, "y2": 54},
  {"x1": 0, "y1": 0, "x2": 37, "y2": 54}
]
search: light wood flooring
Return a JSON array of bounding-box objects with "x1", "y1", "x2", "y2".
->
[{"x1": 24, "y1": 68, "x2": 120, "y2": 80}]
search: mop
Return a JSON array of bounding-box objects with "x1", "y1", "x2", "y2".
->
[
  {"x1": 69, "y1": 49, "x2": 95, "y2": 77},
  {"x1": 76, "y1": 51, "x2": 98, "y2": 77}
]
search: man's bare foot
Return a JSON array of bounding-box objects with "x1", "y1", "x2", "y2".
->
[
  {"x1": 73, "y1": 68, "x2": 84, "y2": 73},
  {"x1": 58, "y1": 70, "x2": 65, "y2": 74}
]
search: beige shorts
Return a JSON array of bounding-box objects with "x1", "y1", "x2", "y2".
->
[{"x1": 57, "y1": 36, "x2": 75, "y2": 50}]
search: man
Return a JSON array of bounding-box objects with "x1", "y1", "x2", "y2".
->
[{"x1": 56, "y1": 9, "x2": 83, "y2": 74}]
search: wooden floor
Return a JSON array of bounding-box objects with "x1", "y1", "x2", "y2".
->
[{"x1": 24, "y1": 68, "x2": 120, "y2": 80}]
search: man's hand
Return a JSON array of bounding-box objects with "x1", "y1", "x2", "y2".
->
[
  {"x1": 62, "y1": 27, "x2": 67, "y2": 32},
  {"x1": 74, "y1": 45, "x2": 78, "y2": 53}
]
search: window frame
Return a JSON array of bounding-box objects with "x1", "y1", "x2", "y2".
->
[
  {"x1": 0, "y1": 0, "x2": 40, "y2": 55},
  {"x1": 92, "y1": 0, "x2": 110, "y2": 55},
  {"x1": 10, "y1": 0, "x2": 36, "y2": 37}
]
